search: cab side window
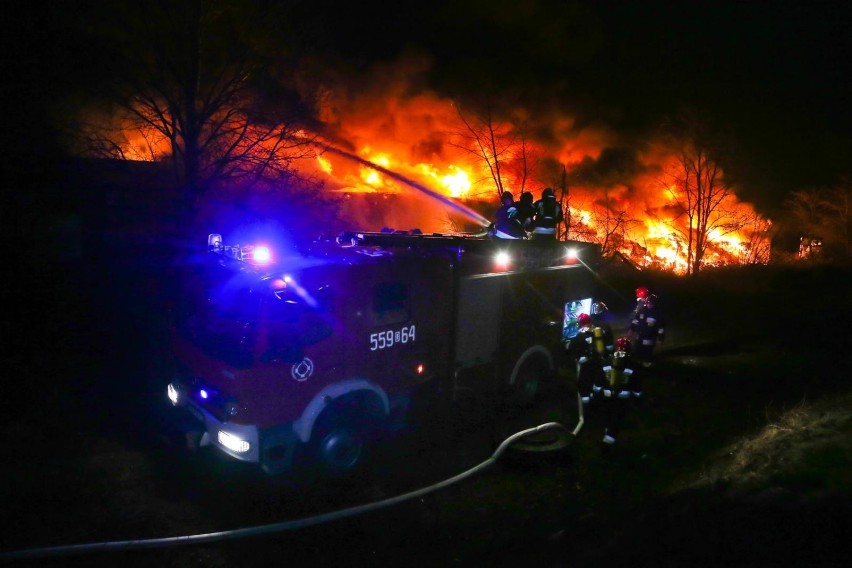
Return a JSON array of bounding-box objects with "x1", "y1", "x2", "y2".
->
[{"x1": 372, "y1": 281, "x2": 409, "y2": 326}]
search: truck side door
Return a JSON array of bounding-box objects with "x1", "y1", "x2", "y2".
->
[{"x1": 343, "y1": 254, "x2": 453, "y2": 396}]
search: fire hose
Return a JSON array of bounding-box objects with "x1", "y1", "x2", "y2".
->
[{"x1": 1, "y1": 420, "x2": 580, "y2": 561}]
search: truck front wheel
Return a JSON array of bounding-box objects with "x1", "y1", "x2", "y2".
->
[{"x1": 308, "y1": 398, "x2": 384, "y2": 478}]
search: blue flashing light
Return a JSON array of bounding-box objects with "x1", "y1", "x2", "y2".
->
[
  {"x1": 200, "y1": 389, "x2": 209, "y2": 399},
  {"x1": 252, "y1": 246, "x2": 271, "y2": 264}
]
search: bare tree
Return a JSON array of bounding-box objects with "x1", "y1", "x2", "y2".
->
[
  {"x1": 73, "y1": 0, "x2": 321, "y2": 217},
  {"x1": 659, "y1": 109, "x2": 746, "y2": 275},
  {"x1": 451, "y1": 101, "x2": 537, "y2": 201},
  {"x1": 564, "y1": 188, "x2": 638, "y2": 256},
  {"x1": 737, "y1": 211, "x2": 773, "y2": 265},
  {"x1": 590, "y1": 198, "x2": 637, "y2": 258}
]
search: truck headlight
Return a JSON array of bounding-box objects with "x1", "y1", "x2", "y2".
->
[
  {"x1": 167, "y1": 383, "x2": 180, "y2": 405},
  {"x1": 218, "y1": 430, "x2": 250, "y2": 453}
]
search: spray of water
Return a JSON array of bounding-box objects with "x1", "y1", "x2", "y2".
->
[{"x1": 316, "y1": 141, "x2": 492, "y2": 229}]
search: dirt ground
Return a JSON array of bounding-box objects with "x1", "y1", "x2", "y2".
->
[{"x1": 2, "y1": 251, "x2": 851, "y2": 567}]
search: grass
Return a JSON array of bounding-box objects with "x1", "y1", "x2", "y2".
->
[
  {"x1": 3, "y1": 261, "x2": 852, "y2": 567},
  {"x1": 686, "y1": 393, "x2": 852, "y2": 496},
  {"x1": 551, "y1": 262, "x2": 852, "y2": 567}
]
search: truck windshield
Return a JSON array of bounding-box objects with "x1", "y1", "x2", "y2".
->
[
  {"x1": 175, "y1": 266, "x2": 332, "y2": 367},
  {"x1": 174, "y1": 272, "x2": 261, "y2": 367}
]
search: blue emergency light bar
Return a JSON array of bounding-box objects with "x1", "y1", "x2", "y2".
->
[{"x1": 208, "y1": 233, "x2": 272, "y2": 265}]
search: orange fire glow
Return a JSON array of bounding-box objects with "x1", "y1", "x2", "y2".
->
[{"x1": 113, "y1": 68, "x2": 770, "y2": 272}]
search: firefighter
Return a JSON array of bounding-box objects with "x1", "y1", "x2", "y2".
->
[
  {"x1": 632, "y1": 286, "x2": 651, "y2": 318},
  {"x1": 590, "y1": 300, "x2": 615, "y2": 358},
  {"x1": 515, "y1": 191, "x2": 536, "y2": 235},
  {"x1": 627, "y1": 293, "x2": 665, "y2": 394},
  {"x1": 566, "y1": 312, "x2": 605, "y2": 406},
  {"x1": 493, "y1": 191, "x2": 526, "y2": 239},
  {"x1": 530, "y1": 187, "x2": 564, "y2": 240},
  {"x1": 597, "y1": 336, "x2": 635, "y2": 445}
]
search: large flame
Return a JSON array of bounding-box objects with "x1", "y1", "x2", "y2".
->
[{"x1": 111, "y1": 66, "x2": 770, "y2": 272}]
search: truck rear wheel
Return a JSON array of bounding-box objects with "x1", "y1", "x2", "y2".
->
[{"x1": 508, "y1": 356, "x2": 548, "y2": 407}]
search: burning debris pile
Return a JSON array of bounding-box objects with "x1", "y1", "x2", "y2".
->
[{"x1": 108, "y1": 68, "x2": 770, "y2": 273}]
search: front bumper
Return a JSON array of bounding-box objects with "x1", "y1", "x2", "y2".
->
[{"x1": 168, "y1": 384, "x2": 261, "y2": 464}]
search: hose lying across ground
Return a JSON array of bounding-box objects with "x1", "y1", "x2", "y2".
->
[{"x1": 1, "y1": 421, "x2": 574, "y2": 561}]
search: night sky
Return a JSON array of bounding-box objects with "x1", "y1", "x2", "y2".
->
[
  {"x1": 297, "y1": 0, "x2": 852, "y2": 216},
  {"x1": 3, "y1": 0, "x2": 850, "y2": 219}
]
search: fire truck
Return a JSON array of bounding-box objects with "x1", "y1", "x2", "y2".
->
[{"x1": 165, "y1": 230, "x2": 601, "y2": 476}]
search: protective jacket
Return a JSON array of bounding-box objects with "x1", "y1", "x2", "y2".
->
[
  {"x1": 628, "y1": 304, "x2": 666, "y2": 364},
  {"x1": 493, "y1": 203, "x2": 525, "y2": 239},
  {"x1": 597, "y1": 350, "x2": 635, "y2": 444},
  {"x1": 515, "y1": 196, "x2": 536, "y2": 234},
  {"x1": 597, "y1": 351, "x2": 634, "y2": 400},
  {"x1": 531, "y1": 194, "x2": 564, "y2": 239},
  {"x1": 566, "y1": 326, "x2": 606, "y2": 404},
  {"x1": 631, "y1": 297, "x2": 646, "y2": 318}
]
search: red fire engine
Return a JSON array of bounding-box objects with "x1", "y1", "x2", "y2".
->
[{"x1": 166, "y1": 230, "x2": 601, "y2": 475}]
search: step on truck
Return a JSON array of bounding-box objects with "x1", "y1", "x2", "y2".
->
[{"x1": 165, "y1": 230, "x2": 601, "y2": 476}]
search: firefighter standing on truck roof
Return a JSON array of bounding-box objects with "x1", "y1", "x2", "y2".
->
[
  {"x1": 597, "y1": 336, "x2": 635, "y2": 445},
  {"x1": 530, "y1": 187, "x2": 564, "y2": 240},
  {"x1": 566, "y1": 313, "x2": 605, "y2": 406},
  {"x1": 493, "y1": 191, "x2": 526, "y2": 239},
  {"x1": 515, "y1": 191, "x2": 536, "y2": 236},
  {"x1": 627, "y1": 293, "x2": 665, "y2": 395}
]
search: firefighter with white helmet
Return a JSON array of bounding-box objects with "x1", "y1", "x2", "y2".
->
[{"x1": 597, "y1": 336, "x2": 635, "y2": 445}]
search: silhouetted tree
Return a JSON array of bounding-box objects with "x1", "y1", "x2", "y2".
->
[
  {"x1": 659, "y1": 108, "x2": 747, "y2": 275},
  {"x1": 591, "y1": 198, "x2": 637, "y2": 258},
  {"x1": 737, "y1": 211, "x2": 774, "y2": 265},
  {"x1": 452, "y1": 100, "x2": 540, "y2": 202},
  {"x1": 70, "y1": 0, "x2": 323, "y2": 221}
]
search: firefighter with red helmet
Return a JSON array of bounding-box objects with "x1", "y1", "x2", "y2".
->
[
  {"x1": 627, "y1": 293, "x2": 665, "y2": 396},
  {"x1": 566, "y1": 312, "x2": 605, "y2": 406},
  {"x1": 597, "y1": 336, "x2": 635, "y2": 445},
  {"x1": 632, "y1": 286, "x2": 650, "y2": 318}
]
